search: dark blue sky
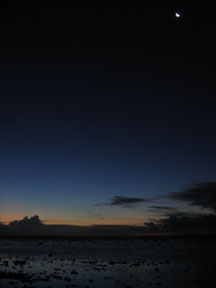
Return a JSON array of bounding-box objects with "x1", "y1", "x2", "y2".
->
[{"x1": 0, "y1": 2, "x2": 215, "y2": 224}]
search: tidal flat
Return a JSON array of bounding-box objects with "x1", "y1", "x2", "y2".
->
[{"x1": 0, "y1": 237, "x2": 215, "y2": 288}]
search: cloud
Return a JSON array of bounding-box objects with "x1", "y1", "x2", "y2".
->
[
  {"x1": 0, "y1": 215, "x2": 141, "y2": 236},
  {"x1": 149, "y1": 206, "x2": 204, "y2": 218},
  {"x1": 143, "y1": 213, "x2": 216, "y2": 235},
  {"x1": 168, "y1": 182, "x2": 216, "y2": 212},
  {"x1": 1, "y1": 212, "x2": 216, "y2": 236},
  {"x1": 1, "y1": 182, "x2": 216, "y2": 236},
  {"x1": 151, "y1": 206, "x2": 174, "y2": 210},
  {"x1": 141, "y1": 183, "x2": 216, "y2": 234},
  {"x1": 150, "y1": 206, "x2": 176, "y2": 212},
  {"x1": 8, "y1": 215, "x2": 44, "y2": 232},
  {"x1": 96, "y1": 196, "x2": 148, "y2": 208},
  {"x1": 110, "y1": 196, "x2": 148, "y2": 207}
]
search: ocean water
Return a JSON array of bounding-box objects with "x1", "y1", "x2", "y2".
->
[{"x1": 0, "y1": 238, "x2": 215, "y2": 287}]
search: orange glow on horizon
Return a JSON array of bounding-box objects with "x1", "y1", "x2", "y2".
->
[
  {"x1": 41, "y1": 217, "x2": 148, "y2": 226},
  {"x1": 1, "y1": 215, "x2": 149, "y2": 227}
]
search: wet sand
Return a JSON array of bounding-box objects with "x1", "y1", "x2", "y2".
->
[{"x1": 0, "y1": 237, "x2": 215, "y2": 287}]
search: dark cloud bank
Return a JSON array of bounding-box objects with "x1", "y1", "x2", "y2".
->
[
  {"x1": 169, "y1": 182, "x2": 216, "y2": 211},
  {"x1": 95, "y1": 196, "x2": 148, "y2": 208},
  {"x1": 1, "y1": 183, "x2": 216, "y2": 236}
]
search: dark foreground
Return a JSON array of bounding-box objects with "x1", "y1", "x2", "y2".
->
[{"x1": 0, "y1": 237, "x2": 215, "y2": 288}]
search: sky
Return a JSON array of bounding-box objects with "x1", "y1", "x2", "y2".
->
[{"x1": 0, "y1": 2, "x2": 216, "y2": 226}]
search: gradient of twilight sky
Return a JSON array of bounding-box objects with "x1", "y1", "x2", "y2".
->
[{"x1": 0, "y1": 2, "x2": 215, "y2": 225}]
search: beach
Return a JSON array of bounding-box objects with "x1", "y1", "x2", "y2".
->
[{"x1": 0, "y1": 237, "x2": 215, "y2": 287}]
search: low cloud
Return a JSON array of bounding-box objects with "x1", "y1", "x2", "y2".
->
[
  {"x1": 151, "y1": 206, "x2": 174, "y2": 210},
  {"x1": 150, "y1": 206, "x2": 176, "y2": 212},
  {"x1": 8, "y1": 215, "x2": 44, "y2": 232},
  {"x1": 96, "y1": 196, "x2": 148, "y2": 208},
  {"x1": 149, "y1": 206, "x2": 203, "y2": 218},
  {"x1": 169, "y1": 182, "x2": 216, "y2": 212},
  {"x1": 1, "y1": 183, "x2": 216, "y2": 236},
  {"x1": 110, "y1": 196, "x2": 148, "y2": 207},
  {"x1": 0, "y1": 215, "x2": 142, "y2": 236},
  {"x1": 143, "y1": 213, "x2": 216, "y2": 235},
  {"x1": 1, "y1": 213, "x2": 216, "y2": 236}
]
